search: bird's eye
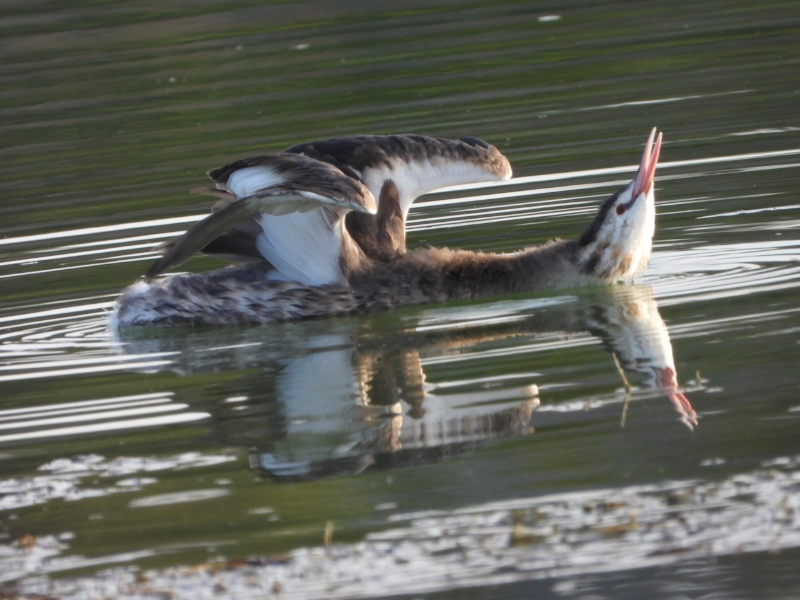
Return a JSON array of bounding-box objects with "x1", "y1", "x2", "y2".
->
[{"x1": 616, "y1": 204, "x2": 627, "y2": 215}]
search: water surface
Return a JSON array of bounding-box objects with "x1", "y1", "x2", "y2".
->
[{"x1": 1, "y1": 1, "x2": 799, "y2": 598}]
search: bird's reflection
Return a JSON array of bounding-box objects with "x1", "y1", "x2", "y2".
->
[
  {"x1": 581, "y1": 294, "x2": 696, "y2": 428},
  {"x1": 115, "y1": 285, "x2": 696, "y2": 482}
]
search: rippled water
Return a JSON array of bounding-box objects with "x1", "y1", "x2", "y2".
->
[{"x1": 2, "y1": 1, "x2": 800, "y2": 598}]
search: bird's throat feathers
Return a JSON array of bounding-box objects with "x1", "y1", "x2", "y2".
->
[{"x1": 578, "y1": 185, "x2": 656, "y2": 281}]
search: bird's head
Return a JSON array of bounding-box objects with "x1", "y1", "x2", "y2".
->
[{"x1": 577, "y1": 128, "x2": 662, "y2": 282}]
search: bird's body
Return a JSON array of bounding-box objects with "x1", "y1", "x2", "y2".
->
[
  {"x1": 114, "y1": 131, "x2": 662, "y2": 327},
  {"x1": 114, "y1": 240, "x2": 589, "y2": 327}
]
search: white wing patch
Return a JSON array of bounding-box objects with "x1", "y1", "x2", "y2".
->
[
  {"x1": 226, "y1": 166, "x2": 287, "y2": 197},
  {"x1": 362, "y1": 158, "x2": 510, "y2": 219},
  {"x1": 256, "y1": 210, "x2": 346, "y2": 286},
  {"x1": 226, "y1": 165, "x2": 351, "y2": 286}
]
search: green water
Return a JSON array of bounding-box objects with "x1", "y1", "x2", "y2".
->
[{"x1": 1, "y1": 1, "x2": 799, "y2": 597}]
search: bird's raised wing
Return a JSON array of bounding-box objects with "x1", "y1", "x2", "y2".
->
[
  {"x1": 285, "y1": 135, "x2": 512, "y2": 259},
  {"x1": 285, "y1": 134, "x2": 512, "y2": 215},
  {"x1": 146, "y1": 154, "x2": 376, "y2": 279}
]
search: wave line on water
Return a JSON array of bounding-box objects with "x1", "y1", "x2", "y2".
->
[
  {"x1": 0, "y1": 243, "x2": 161, "y2": 268},
  {"x1": 0, "y1": 302, "x2": 116, "y2": 325},
  {"x1": 0, "y1": 216, "x2": 203, "y2": 247},
  {"x1": 0, "y1": 392, "x2": 176, "y2": 418},
  {"x1": 0, "y1": 361, "x2": 174, "y2": 383},
  {"x1": 0, "y1": 403, "x2": 190, "y2": 432},
  {"x1": 0, "y1": 352, "x2": 177, "y2": 372},
  {"x1": 0, "y1": 412, "x2": 210, "y2": 443}
]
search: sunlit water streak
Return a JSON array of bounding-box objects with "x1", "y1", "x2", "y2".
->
[
  {"x1": 0, "y1": 242, "x2": 161, "y2": 268},
  {"x1": 0, "y1": 391, "x2": 209, "y2": 444},
  {"x1": 0, "y1": 217, "x2": 201, "y2": 248},
  {"x1": 0, "y1": 303, "x2": 115, "y2": 325}
]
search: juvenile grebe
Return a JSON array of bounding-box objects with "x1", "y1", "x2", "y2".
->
[{"x1": 114, "y1": 130, "x2": 662, "y2": 327}]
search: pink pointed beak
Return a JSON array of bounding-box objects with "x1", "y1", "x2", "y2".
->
[
  {"x1": 654, "y1": 367, "x2": 698, "y2": 429},
  {"x1": 632, "y1": 128, "x2": 663, "y2": 198}
]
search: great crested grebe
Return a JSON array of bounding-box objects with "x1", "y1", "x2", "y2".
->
[{"x1": 114, "y1": 129, "x2": 662, "y2": 327}]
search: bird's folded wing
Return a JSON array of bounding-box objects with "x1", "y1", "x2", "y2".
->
[{"x1": 146, "y1": 155, "x2": 376, "y2": 278}]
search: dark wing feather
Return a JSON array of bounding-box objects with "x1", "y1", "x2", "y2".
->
[{"x1": 146, "y1": 199, "x2": 259, "y2": 278}]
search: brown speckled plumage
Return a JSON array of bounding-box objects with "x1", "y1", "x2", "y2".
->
[
  {"x1": 285, "y1": 134, "x2": 511, "y2": 182},
  {"x1": 114, "y1": 240, "x2": 592, "y2": 327}
]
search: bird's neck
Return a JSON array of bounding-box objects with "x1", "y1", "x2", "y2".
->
[
  {"x1": 348, "y1": 240, "x2": 591, "y2": 303},
  {"x1": 576, "y1": 196, "x2": 655, "y2": 281}
]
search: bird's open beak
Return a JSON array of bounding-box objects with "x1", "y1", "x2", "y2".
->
[{"x1": 632, "y1": 128, "x2": 663, "y2": 198}]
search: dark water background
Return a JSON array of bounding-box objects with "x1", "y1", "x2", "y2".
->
[{"x1": 1, "y1": 1, "x2": 799, "y2": 598}]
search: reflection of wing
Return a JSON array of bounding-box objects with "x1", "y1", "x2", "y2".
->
[
  {"x1": 277, "y1": 348, "x2": 364, "y2": 440},
  {"x1": 285, "y1": 135, "x2": 512, "y2": 259},
  {"x1": 250, "y1": 340, "x2": 538, "y2": 481},
  {"x1": 146, "y1": 154, "x2": 376, "y2": 280}
]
